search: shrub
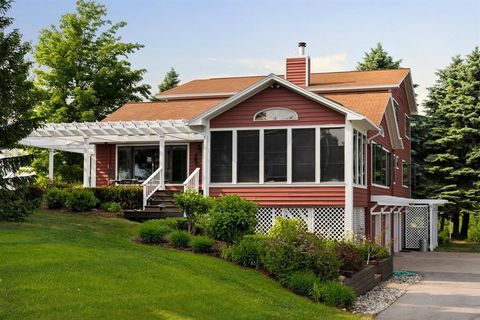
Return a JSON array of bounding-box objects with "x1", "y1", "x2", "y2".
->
[
  {"x1": 269, "y1": 217, "x2": 307, "y2": 240},
  {"x1": 138, "y1": 220, "x2": 172, "y2": 243},
  {"x1": 69, "y1": 189, "x2": 97, "y2": 212},
  {"x1": 90, "y1": 186, "x2": 142, "y2": 210},
  {"x1": 191, "y1": 236, "x2": 215, "y2": 253},
  {"x1": 468, "y1": 214, "x2": 480, "y2": 243},
  {"x1": 280, "y1": 271, "x2": 318, "y2": 296},
  {"x1": 174, "y1": 190, "x2": 212, "y2": 233},
  {"x1": 45, "y1": 187, "x2": 71, "y2": 209},
  {"x1": 358, "y1": 241, "x2": 390, "y2": 262},
  {"x1": 169, "y1": 230, "x2": 191, "y2": 248},
  {"x1": 221, "y1": 236, "x2": 265, "y2": 268},
  {"x1": 335, "y1": 241, "x2": 364, "y2": 272},
  {"x1": 205, "y1": 195, "x2": 258, "y2": 243},
  {"x1": 107, "y1": 202, "x2": 122, "y2": 213},
  {"x1": 312, "y1": 282, "x2": 356, "y2": 308},
  {"x1": 438, "y1": 229, "x2": 450, "y2": 245},
  {"x1": 161, "y1": 217, "x2": 189, "y2": 231},
  {"x1": 0, "y1": 186, "x2": 38, "y2": 221}
]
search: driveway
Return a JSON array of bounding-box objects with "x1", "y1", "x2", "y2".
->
[{"x1": 377, "y1": 251, "x2": 480, "y2": 320}]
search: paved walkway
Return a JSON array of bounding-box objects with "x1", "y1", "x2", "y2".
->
[{"x1": 377, "y1": 251, "x2": 480, "y2": 320}]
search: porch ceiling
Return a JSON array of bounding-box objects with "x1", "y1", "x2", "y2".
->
[{"x1": 20, "y1": 121, "x2": 204, "y2": 153}]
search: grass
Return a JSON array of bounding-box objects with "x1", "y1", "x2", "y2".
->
[
  {"x1": 0, "y1": 210, "x2": 364, "y2": 320},
  {"x1": 436, "y1": 240, "x2": 480, "y2": 253}
]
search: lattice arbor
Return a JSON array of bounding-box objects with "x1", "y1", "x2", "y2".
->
[
  {"x1": 256, "y1": 207, "x2": 346, "y2": 240},
  {"x1": 405, "y1": 205, "x2": 429, "y2": 249}
]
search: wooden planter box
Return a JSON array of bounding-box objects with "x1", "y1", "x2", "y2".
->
[
  {"x1": 342, "y1": 265, "x2": 381, "y2": 295},
  {"x1": 371, "y1": 256, "x2": 393, "y2": 281}
]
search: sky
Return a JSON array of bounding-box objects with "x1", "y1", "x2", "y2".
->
[{"x1": 9, "y1": 0, "x2": 480, "y2": 112}]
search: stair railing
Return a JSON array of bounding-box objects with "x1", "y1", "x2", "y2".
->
[
  {"x1": 142, "y1": 167, "x2": 164, "y2": 209},
  {"x1": 183, "y1": 168, "x2": 200, "y2": 192}
]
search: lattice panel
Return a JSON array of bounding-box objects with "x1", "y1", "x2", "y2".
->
[
  {"x1": 353, "y1": 207, "x2": 366, "y2": 239},
  {"x1": 256, "y1": 207, "x2": 279, "y2": 234},
  {"x1": 313, "y1": 207, "x2": 345, "y2": 240},
  {"x1": 405, "y1": 205, "x2": 429, "y2": 249}
]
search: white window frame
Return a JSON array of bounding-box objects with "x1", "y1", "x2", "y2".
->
[
  {"x1": 253, "y1": 107, "x2": 299, "y2": 122},
  {"x1": 353, "y1": 129, "x2": 367, "y2": 188},
  {"x1": 371, "y1": 142, "x2": 392, "y2": 189},
  {"x1": 209, "y1": 124, "x2": 345, "y2": 187},
  {"x1": 402, "y1": 159, "x2": 410, "y2": 188}
]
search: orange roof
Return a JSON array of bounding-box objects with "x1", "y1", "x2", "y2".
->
[
  {"x1": 156, "y1": 69, "x2": 409, "y2": 97},
  {"x1": 102, "y1": 98, "x2": 226, "y2": 122},
  {"x1": 322, "y1": 92, "x2": 391, "y2": 125}
]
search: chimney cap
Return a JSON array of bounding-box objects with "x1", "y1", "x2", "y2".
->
[{"x1": 298, "y1": 42, "x2": 307, "y2": 47}]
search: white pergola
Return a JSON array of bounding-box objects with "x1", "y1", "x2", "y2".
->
[{"x1": 20, "y1": 121, "x2": 204, "y2": 187}]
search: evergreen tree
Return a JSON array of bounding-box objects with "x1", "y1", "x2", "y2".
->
[
  {"x1": 151, "y1": 68, "x2": 180, "y2": 100},
  {"x1": 421, "y1": 48, "x2": 480, "y2": 239},
  {"x1": 356, "y1": 43, "x2": 402, "y2": 71},
  {"x1": 32, "y1": 0, "x2": 150, "y2": 182},
  {"x1": 0, "y1": 0, "x2": 40, "y2": 221}
]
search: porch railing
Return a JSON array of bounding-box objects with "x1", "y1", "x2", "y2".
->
[
  {"x1": 183, "y1": 168, "x2": 200, "y2": 192},
  {"x1": 142, "y1": 167, "x2": 164, "y2": 209}
]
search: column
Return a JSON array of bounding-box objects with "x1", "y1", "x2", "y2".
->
[
  {"x1": 202, "y1": 123, "x2": 210, "y2": 196},
  {"x1": 83, "y1": 137, "x2": 90, "y2": 187},
  {"x1": 344, "y1": 121, "x2": 354, "y2": 237},
  {"x1": 159, "y1": 135, "x2": 165, "y2": 188},
  {"x1": 48, "y1": 149, "x2": 54, "y2": 180}
]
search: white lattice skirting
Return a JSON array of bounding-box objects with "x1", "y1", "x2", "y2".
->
[
  {"x1": 256, "y1": 207, "x2": 347, "y2": 240},
  {"x1": 353, "y1": 207, "x2": 366, "y2": 238}
]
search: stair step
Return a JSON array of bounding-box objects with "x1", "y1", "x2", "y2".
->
[{"x1": 148, "y1": 199, "x2": 175, "y2": 206}]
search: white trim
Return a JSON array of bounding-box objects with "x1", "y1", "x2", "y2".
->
[
  {"x1": 287, "y1": 128, "x2": 292, "y2": 184},
  {"x1": 344, "y1": 121, "x2": 354, "y2": 234},
  {"x1": 156, "y1": 92, "x2": 237, "y2": 100},
  {"x1": 385, "y1": 98, "x2": 404, "y2": 149},
  {"x1": 232, "y1": 130, "x2": 237, "y2": 184},
  {"x1": 253, "y1": 107, "x2": 299, "y2": 122},
  {"x1": 315, "y1": 127, "x2": 320, "y2": 183},
  {"x1": 259, "y1": 128, "x2": 265, "y2": 184},
  {"x1": 371, "y1": 195, "x2": 448, "y2": 206},
  {"x1": 210, "y1": 124, "x2": 345, "y2": 131},
  {"x1": 210, "y1": 182, "x2": 345, "y2": 188},
  {"x1": 402, "y1": 159, "x2": 410, "y2": 188},
  {"x1": 371, "y1": 142, "x2": 392, "y2": 189},
  {"x1": 202, "y1": 121, "x2": 210, "y2": 195},
  {"x1": 404, "y1": 114, "x2": 410, "y2": 140}
]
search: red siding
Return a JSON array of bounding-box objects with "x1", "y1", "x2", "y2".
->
[
  {"x1": 285, "y1": 57, "x2": 310, "y2": 86},
  {"x1": 209, "y1": 186, "x2": 345, "y2": 207},
  {"x1": 353, "y1": 187, "x2": 368, "y2": 207},
  {"x1": 96, "y1": 144, "x2": 116, "y2": 186},
  {"x1": 210, "y1": 86, "x2": 345, "y2": 128},
  {"x1": 189, "y1": 141, "x2": 203, "y2": 186}
]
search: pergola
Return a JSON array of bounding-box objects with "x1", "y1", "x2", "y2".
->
[{"x1": 20, "y1": 121, "x2": 204, "y2": 187}]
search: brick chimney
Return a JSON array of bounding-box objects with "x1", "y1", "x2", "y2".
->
[{"x1": 286, "y1": 42, "x2": 310, "y2": 87}]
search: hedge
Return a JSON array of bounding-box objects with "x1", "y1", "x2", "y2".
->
[{"x1": 89, "y1": 186, "x2": 142, "y2": 210}]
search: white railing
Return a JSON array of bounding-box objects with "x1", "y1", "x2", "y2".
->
[
  {"x1": 142, "y1": 167, "x2": 164, "y2": 209},
  {"x1": 183, "y1": 168, "x2": 200, "y2": 192}
]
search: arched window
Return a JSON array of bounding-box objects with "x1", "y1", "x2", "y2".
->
[{"x1": 253, "y1": 108, "x2": 298, "y2": 121}]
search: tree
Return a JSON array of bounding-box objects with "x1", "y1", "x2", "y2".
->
[
  {"x1": 420, "y1": 48, "x2": 480, "y2": 239},
  {"x1": 356, "y1": 43, "x2": 402, "y2": 71},
  {"x1": 32, "y1": 0, "x2": 150, "y2": 182},
  {"x1": 0, "y1": 0, "x2": 40, "y2": 221},
  {"x1": 151, "y1": 68, "x2": 180, "y2": 100}
]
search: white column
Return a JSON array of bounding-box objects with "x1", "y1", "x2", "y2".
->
[
  {"x1": 90, "y1": 145, "x2": 96, "y2": 187},
  {"x1": 202, "y1": 123, "x2": 210, "y2": 196},
  {"x1": 344, "y1": 121, "x2": 354, "y2": 237},
  {"x1": 83, "y1": 137, "x2": 91, "y2": 187},
  {"x1": 429, "y1": 205, "x2": 434, "y2": 251},
  {"x1": 48, "y1": 149, "x2": 54, "y2": 180},
  {"x1": 159, "y1": 135, "x2": 165, "y2": 188}
]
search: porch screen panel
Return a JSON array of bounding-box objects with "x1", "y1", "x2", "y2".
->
[
  {"x1": 211, "y1": 131, "x2": 232, "y2": 183},
  {"x1": 117, "y1": 147, "x2": 133, "y2": 180},
  {"x1": 237, "y1": 130, "x2": 259, "y2": 182},
  {"x1": 292, "y1": 128, "x2": 315, "y2": 182},
  {"x1": 320, "y1": 128, "x2": 344, "y2": 182},
  {"x1": 264, "y1": 129, "x2": 287, "y2": 182}
]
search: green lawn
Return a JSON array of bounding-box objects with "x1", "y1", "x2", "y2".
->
[
  {"x1": 0, "y1": 210, "x2": 364, "y2": 320},
  {"x1": 436, "y1": 240, "x2": 480, "y2": 253}
]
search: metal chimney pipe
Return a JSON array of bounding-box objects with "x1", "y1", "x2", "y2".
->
[{"x1": 298, "y1": 42, "x2": 306, "y2": 56}]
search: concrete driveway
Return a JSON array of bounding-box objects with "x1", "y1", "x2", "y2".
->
[{"x1": 377, "y1": 251, "x2": 480, "y2": 320}]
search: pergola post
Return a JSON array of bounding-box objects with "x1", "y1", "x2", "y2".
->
[
  {"x1": 202, "y1": 123, "x2": 210, "y2": 196},
  {"x1": 159, "y1": 135, "x2": 165, "y2": 187},
  {"x1": 83, "y1": 137, "x2": 91, "y2": 187},
  {"x1": 48, "y1": 149, "x2": 54, "y2": 180}
]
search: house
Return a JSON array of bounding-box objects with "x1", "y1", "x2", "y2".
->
[{"x1": 21, "y1": 43, "x2": 445, "y2": 252}]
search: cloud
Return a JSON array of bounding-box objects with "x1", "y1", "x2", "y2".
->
[{"x1": 310, "y1": 53, "x2": 348, "y2": 72}]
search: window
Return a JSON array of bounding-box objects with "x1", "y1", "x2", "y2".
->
[
  {"x1": 264, "y1": 129, "x2": 287, "y2": 182},
  {"x1": 353, "y1": 129, "x2": 367, "y2": 186},
  {"x1": 292, "y1": 129, "x2": 315, "y2": 182},
  {"x1": 254, "y1": 108, "x2": 298, "y2": 121},
  {"x1": 402, "y1": 160, "x2": 410, "y2": 187},
  {"x1": 117, "y1": 146, "x2": 159, "y2": 181},
  {"x1": 405, "y1": 115, "x2": 411, "y2": 138},
  {"x1": 211, "y1": 131, "x2": 232, "y2": 183},
  {"x1": 237, "y1": 130, "x2": 259, "y2": 182},
  {"x1": 320, "y1": 128, "x2": 345, "y2": 182},
  {"x1": 372, "y1": 144, "x2": 391, "y2": 187}
]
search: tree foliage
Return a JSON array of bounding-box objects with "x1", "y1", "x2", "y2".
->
[
  {"x1": 0, "y1": 0, "x2": 40, "y2": 221},
  {"x1": 417, "y1": 48, "x2": 480, "y2": 238},
  {"x1": 151, "y1": 67, "x2": 180, "y2": 100},
  {"x1": 356, "y1": 43, "x2": 402, "y2": 71}
]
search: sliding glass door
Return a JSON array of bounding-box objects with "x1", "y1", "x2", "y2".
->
[{"x1": 164, "y1": 145, "x2": 188, "y2": 184}]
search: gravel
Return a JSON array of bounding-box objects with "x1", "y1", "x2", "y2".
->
[{"x1": 352, "y1": 272, "x2": 423, "y2": 315}]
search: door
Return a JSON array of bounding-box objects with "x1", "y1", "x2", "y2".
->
[{"x1": 165, "y1": 145, "x2": 188, "y2": 184}]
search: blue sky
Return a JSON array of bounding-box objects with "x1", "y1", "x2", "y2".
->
[{"x1": 10, "y1": 0, "x2": 480, "y2": 110}]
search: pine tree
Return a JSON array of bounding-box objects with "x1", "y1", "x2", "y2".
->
[
  {"x1": 0, "y1": 0, "x2": 40, "y2": 221},
  {"x1": 158, "y1": 68, "x2": 180, "y2": 92},
  {"x1": 422, "y1": 48, "x2": 480, "y2": 239},
  {"x1": 356, "y1": 43, "x2": 402, "y2": 71}
]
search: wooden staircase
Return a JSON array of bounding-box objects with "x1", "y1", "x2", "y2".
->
[{"x1": 124, "y1": 189, "x2": 183, "y2": 221}]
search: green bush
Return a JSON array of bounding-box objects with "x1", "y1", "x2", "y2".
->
[
  {"x1": 468, "y1": 214, "x2": 480, "y2": 243},
  {"x1": 0, "y1": 186, "x2": 38, "y2": 221},
  {"x1": 221, "y1": 236, "x2": 265, "y2": 268},
  {"x1": 107, "y1": 202, "x2": 122, "y2": 213},
  {"x1": 438, "y1": 229, "x2": 450, "y2": 245},
  {"x1": 174, "y1": 190, "x2": 212, "y2": 233},
  {"x1": 205, "y1": 195, "x2": 258, "y2": 243},
  {"x1": 269, "y1": 217, "x2": 307, "y2": 240},
  {"x1": 191, "y1": 236, "x2": 215, "y2": 253},
  {"x1": 312, "y1": 282, "x2": 356, "y2": 308},
  {"x1": 90, "y1": 186, "x2": 142, "y2": 210},
  {"x1": 280, "y1": 271, "x2": 318, "y2": 296},
  {"x1": 69, "y1": 189, "x2": 97, "y2": 212},
  {"x1": 169, "y1": 230, "x2": 191, "y2": 248},
  {"x1": 45, "y1": 187, "x2": 71, "y2": 209},
  {"x1": 138, "y1": 220, "x2": 172, "y2": 243},
  {"x1": 335, "y1": 241, "x2": 364, "y2": 272},
  {"x1": 161, "y1": 217, "x2": 189, "y2": 231},
  {"x1": 357, "y1": 240, "x2": 390, "y2": 262}
]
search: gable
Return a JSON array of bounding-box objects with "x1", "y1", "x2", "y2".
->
[{"x1": 210, "y1": 86, "x2": 345, "y2": 128}]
